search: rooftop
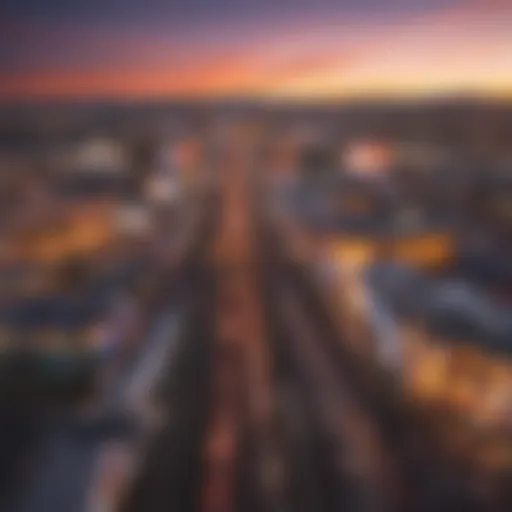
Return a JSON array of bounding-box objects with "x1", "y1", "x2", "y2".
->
[{"x1": 366, "y1": 262, "x2": 512, "y2": 357}]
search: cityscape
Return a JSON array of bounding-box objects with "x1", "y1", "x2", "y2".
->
[
  {"x1": 0, "y1": 99, "x2": 510, "y2": 511},
  {"x1": 1, "y1": 0, "x2": 512, "y2": 511}
]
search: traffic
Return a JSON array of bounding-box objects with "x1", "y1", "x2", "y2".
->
[{"x1": 0, "y1": 104, "x2": 510, "y2": 511}]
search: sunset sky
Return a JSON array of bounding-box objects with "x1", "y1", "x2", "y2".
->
[{"x1": 1, "y1": 0, "x2": 511, "y2": 100}]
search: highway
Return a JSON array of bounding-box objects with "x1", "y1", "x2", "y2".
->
[
  {"x1": 120, "y1": 139, "x2": 508, "y2": 512},
  {"x1": 3, "y1": 134, "x2": 509, "y2": 512}
]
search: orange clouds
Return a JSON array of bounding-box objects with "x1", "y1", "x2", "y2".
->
[{"x1": 1, "y1": 0, "x2": 512, "y2": 101}]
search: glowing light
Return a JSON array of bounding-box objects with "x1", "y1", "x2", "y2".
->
[{"x1": 344, "y1": 141, "x2": 395, "y2": 176}]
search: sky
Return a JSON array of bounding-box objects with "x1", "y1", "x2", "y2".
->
[{"x1": 1, "y1": 0, "x2": 512, "y2": 100}]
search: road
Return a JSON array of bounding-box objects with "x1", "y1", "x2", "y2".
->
[
  {"x1": 121, "y1": 138, "x2": 508, "y2": 512},
  {"x1": 3, "y1": 134, "x2": 510, "y2": 512}
]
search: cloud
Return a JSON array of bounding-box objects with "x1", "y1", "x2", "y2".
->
[{"x1": 1, "y1": 0, "x2": 511, "y2": 99}]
